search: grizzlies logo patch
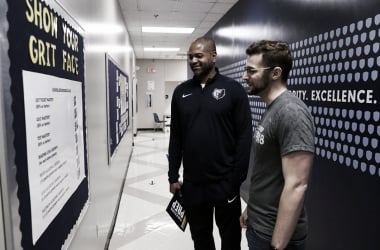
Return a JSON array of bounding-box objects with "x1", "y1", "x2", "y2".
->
[{"x1": 212, "y1": 88, "x2": 226, "y2": 100}]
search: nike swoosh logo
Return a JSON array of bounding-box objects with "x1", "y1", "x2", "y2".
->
[
  {"x1": 227, "y1": 196, "x2": 237, "y2": 203},
  {"x1": 182, "y1": 93, "x2": 192, "y2": 98}
]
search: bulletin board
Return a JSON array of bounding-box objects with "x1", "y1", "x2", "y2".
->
[
  {"x1": 106, "y1": 55, "x2": 129, "y2": 163},
  {"x1": 7, "y1": 0, "x2": 88, "y2": 249}
]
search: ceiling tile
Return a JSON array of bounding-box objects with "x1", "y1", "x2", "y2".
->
[{"x1": 118, "y1": 0, "x2": 238, "y2": 59}]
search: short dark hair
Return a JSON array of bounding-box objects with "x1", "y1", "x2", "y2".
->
[
  {"x1": 191, "y1": 37, "x2": 217, "y2": 53},
  {"x1": 246, "y1": 40, "x2": 292, "y2": 81}
]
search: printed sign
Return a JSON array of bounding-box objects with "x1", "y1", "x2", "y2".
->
[{"x1": 23, "y1": 70, "x2": 86, "y2": 243}]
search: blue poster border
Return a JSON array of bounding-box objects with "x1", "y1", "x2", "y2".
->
[
  {"x1": 6, "y1": 0, "x2": 89, "y2": 249},
  {"x1": 106, "y1": 54, "x2": 129, "y2": 164}
]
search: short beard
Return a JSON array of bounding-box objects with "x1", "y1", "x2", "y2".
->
[
  {"x1": 249, "y1": 72, "x2": 271, "y2": 96},
  {"x1": 193, "y1": 64, "x2": 213, "y2": 80}
]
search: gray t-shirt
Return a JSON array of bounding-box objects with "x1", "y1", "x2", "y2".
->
[{"x1": 248, "y1": 90, "x2": 315, "y2": 241}]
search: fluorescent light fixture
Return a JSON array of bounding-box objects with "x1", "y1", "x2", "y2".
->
[
  {"x1": 144, "y1": 47, "x2": 180, "y2": 52},
  {"x1": 142, "y1": 26, "x2": 194, "y2": 34}
]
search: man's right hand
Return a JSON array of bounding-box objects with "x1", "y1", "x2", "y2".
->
[
  {"x1": 169, "y1": 182, "x2": 181, "y2": 194},
  {"x1": 240, "y1": 206, "x2": 248, "y2": 228}
]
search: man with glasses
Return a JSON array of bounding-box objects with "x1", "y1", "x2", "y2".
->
[
  {"x1": 168, "y1": 37, "x2": 252, "y2": 250},
  {"x1": 239, "y1": 40, "x2": 315, "y2": 250}
]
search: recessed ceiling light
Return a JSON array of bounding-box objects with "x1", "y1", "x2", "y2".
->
[
  {"x1": 144, "y1": 48, "x2": 180, "y2": 52},
  {"x1": 142, "y1": 26, "x2": 194, "y2": 34}
]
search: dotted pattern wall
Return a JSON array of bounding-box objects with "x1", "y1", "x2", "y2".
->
[
  {"x1": 220, "y1": 59, "x2": 267, "y2": 128},
  {"x1": 219, "y1": 13, "x2": 380, "y2": 177}
]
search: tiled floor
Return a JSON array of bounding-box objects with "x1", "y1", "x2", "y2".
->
[{"x1": 108, "y1": 131, "x2": 249, "y2": 250}]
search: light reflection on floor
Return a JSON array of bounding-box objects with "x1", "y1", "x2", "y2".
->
[{"x1": 108, "y1": 131, "x2": 248, "y2": 250}]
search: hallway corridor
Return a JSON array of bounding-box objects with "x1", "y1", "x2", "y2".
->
[{"x1": 108, "y1": 131, "x2": 249, "y2": 250}]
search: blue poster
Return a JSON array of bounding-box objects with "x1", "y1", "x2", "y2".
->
[{"x1": 106, "y1": 55, "x2": 129, "y2": 162}]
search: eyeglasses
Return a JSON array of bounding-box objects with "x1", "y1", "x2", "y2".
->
[{"x1": 244, "y1": 66, "x2": 275, "y2": 75}]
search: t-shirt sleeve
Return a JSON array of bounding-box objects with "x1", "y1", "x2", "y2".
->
[{"x1": 277, "y1": 102, "x2": 315, "y2": 156}]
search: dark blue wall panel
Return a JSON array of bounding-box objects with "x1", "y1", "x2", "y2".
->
[{"x1": 207, "y1": 0, "x2": 380, "y2": 249}]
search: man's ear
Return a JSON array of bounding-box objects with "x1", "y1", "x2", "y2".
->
[
  {"x1": 212, "y1": 51, "x2": 217, "y2": 63},
  {"x1": 272, "y1": 66, "x2": 282, "y2": 81}
]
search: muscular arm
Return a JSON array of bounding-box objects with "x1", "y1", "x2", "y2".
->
[{"x1": 271, "y1": 151, "x2": 314, "y2": 250}]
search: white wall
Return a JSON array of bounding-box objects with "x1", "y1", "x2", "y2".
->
[
  {"x1": 136, "y1": 59, "x2": 187, "y2": 129},
  {"x1": 0, "y1": 183, "x2": 4, "y2": 250},
  {"x1": 58, "y1": 1, "x2": 136, "y2": 249}
]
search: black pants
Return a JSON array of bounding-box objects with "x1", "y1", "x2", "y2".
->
[{"x1": 182, "y1": 181, "x2": 242, "y2": 250}]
